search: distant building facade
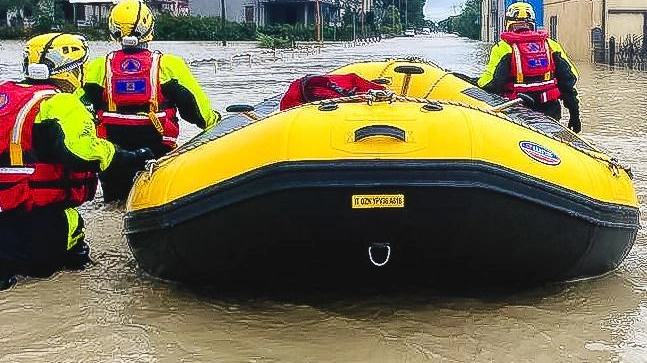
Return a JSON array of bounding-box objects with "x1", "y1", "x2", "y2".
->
[
  {"x1": 190, "y1": 0, "x2": 343, "y2": 27},
  {"x1": 2, "y1": 0, "x2": 190, "y2": 28},
  {"x1": 481, "y1": 0, "x2": 504, "y2": 43},
  {"x1": 544, "y1": 0, "x2": 647, "y2": 61},
  {"x1": 482, "y1": 0, "x2": 647, "y2": 61}
]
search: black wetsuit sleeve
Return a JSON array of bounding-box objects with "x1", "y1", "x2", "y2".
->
[
  {"x1": 553, "y1": 52, "x2": 580, "y2": 118},
  {"x1": 81, "y1": 83, "x2": 107, "y2": 111},
  {"x1": 160, "y1": 80, "x2": 209, "y2": 128}
]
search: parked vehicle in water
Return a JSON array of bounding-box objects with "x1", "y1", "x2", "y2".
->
[{"x1": 404, "y1": 29, "x2": 415, "y2": 37}]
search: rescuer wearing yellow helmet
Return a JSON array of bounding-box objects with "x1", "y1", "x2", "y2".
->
[
  {"x1": 80, "y1": 0, "x2": 221, "y2": 202},
  {"x1": 0, "y1": 33, "x2": 154, "y2": 290},
  {"x1": 477, "y1": 1, "x2": 582, "y2": 133}
]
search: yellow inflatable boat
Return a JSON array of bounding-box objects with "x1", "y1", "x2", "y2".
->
[{"x1": 124, "y1": 58, "x2": 639, "y2": 287}]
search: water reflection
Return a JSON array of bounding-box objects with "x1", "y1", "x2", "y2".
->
[{"x1": 0, "y1": 35, "x2": 646, "y2": 362}]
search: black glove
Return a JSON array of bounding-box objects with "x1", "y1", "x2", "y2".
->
[
  {"x1": 568, "y1": 117, "x2": 582, "y2": 133},
  {"x1": 128, "y1": 148, "x2": 155, "y2": 169},
  {"x1": 103, "y1": 147, "x2": 154, "y2": 175}
]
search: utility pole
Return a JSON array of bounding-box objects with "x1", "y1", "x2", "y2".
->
[
  {"x1": 392, "y1": 0, "x2": 395, "y2": 30},
  {"x1": 315, "y1": 0, "x2": 321, "y2": 42},
  {"x1": 352, "y1": 8, "x2": 356, "y2": 41},
  {"x1": 221, "y1": 0, "x2": 226, "y2": 46},
  {"x1": 404, "y1": 0, "x2": 407, "y2": 28}
]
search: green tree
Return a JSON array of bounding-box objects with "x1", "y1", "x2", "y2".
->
[
  {"x1": 438, "y1": 0, "x2": 480, "y2": 40},
  {"x1": 0, "y1": 0, "x2": 37, "y2": 26},
  {"x1": 403, "y1": 0, "x2": 425, "y2": 28},
  {"x1": 381, "y1": 4, "x2": 401, "y2": 34}
]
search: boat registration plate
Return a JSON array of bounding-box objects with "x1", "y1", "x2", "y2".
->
[{"x1": 351, "y1": 194, "x2": 405, "y2": 209}]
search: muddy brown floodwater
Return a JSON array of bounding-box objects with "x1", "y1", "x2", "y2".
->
[{"x1": 1, "y1": 34, "x2": 646, "y2": 362}]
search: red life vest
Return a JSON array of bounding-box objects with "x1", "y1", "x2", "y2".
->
[
  {"x1": 0, "y1": 81, "x2": 97, "y2": 213},
  {"x1": 98, "y1": 50, "x2": 179, "y2": 149},
  {"x1": 500, "y1": 30, "x2": 561, "y2": 103},
  {"x1": 280, "y1": 74, "x2": 386, "y2": 110}
]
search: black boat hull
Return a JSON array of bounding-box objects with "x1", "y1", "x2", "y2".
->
[{"x1": 124, "y1": 161, "x2": 639, "y2": 287}]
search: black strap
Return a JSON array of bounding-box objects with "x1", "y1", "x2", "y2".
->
[{"x1": 131, "y1": 1, "x2": 142, "y2": 37}]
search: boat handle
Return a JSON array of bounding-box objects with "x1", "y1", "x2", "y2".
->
[
  {"x1": 393, "y1": 65, "x2": 425, "y2": 74},
  {"x1": 354, "y1": 125, "x2": 406, "y2": 142}
]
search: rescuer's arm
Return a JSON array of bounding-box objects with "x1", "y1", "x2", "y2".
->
[
  {"x1": 33, "y1": 93, "x2": 152, "y2": 172},
  {"x1": 159, "y1": 54, "x2": 220, "y2": 130},
  {"x1": 477, "y1": 41, "x2": 513, "y2": 95},
  {"x1": 79, "y1": 56, "x2": 107, "y2": 112},
  {"x1": 549, "y1": 39, "x2": 581, "y2": 132}
]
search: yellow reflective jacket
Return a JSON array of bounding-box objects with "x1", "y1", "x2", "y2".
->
[{"x1": 34, "y1": 90, "x2": 116, "y2": 172}]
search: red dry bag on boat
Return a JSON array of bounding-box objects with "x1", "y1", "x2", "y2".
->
[{"x1": 279, "y1": 73, "x2": 385, "y2": 110}]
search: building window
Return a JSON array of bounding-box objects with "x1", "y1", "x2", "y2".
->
[
  {"x1": 549, "y1": 16, "x2": 557, "y2": 39},
  {"x1": 245, "y1": 6, "x2": 254, "y2": 24}
]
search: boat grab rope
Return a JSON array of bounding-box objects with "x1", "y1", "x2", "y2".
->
[{"x1": 145, "y1": 89, "x2": 631, "y2": 179}]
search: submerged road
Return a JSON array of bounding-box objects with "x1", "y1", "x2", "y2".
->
[{"x1": 0, "y1": 34, "x2": 646, "y2": 362}]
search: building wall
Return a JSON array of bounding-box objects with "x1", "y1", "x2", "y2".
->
[
  {"x1": 607, "y1": 13, "x2": 644, "y2": 39},
  {"x1": 481, "y1": 0, "x2": 504, "y2": 43},
  {"x1": 190, "y1": 0, "x2": 253, "y2": 23},
  {"x1": 544, "y1": 0, "x2": 600, "y2": 61},
  {"x1": 607, "y1": 0, "x2": 647, "y2": 10},
  {"x1": 545, "y1": 0, "x2": 646, "y2": 61}
]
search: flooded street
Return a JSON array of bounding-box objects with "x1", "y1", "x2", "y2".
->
[{"x1": 1, "y1": 34, "x2": 647, "y2": 362}]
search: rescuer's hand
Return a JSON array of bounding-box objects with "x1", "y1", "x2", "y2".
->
[
  {"x1": 130, "y1": 148, "x2": 155, "y2": 169},
  {"x1": 568, "y1": 116, "x2": 582, "y2": 133}
]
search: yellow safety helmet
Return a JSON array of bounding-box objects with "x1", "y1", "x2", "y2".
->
[
  {"x1": 108, "y1": 0, "x2": 155, "y2": 47},
  {"x1": 23, "y1": 32, "x2": 89, "y2": 90},
  {"x1": 505, "y1": 2, "x2": 536, "y2": 32}
]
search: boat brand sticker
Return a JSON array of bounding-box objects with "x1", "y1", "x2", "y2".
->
[
  {"x1": 0, "y1": 93, "x2": 8, "y2": 110},
  {"x1": 519, "y1": 141, "x2": 561, "y2": 165},
  {"x1": 352, "y1": 194, "x2": 405, "y2": 209}
]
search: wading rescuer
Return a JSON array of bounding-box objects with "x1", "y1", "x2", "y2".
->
[
  {"x1": 81, "y1": 0, "x2": 220, "y2": 202},
  {"x1": 477, "y1": 1, "x2": 582, "y2": 133},
  {"x1": 0, "y1": 33, "x2": 154, "y2": 290}
]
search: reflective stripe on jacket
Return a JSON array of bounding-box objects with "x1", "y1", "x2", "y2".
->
[{"x1": 0, "y1": 81, "x2": 98, "y2": 212}]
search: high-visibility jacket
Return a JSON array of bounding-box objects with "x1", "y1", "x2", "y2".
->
[
  {"x1": 477, "y1": 31, "x2": 580, "y2": 117},
  {"x1": 98, "y1": 49, "x2": 179, "y2": 149},
  {"x1": 82, "y1": 49, "x2": 219, "y2": 156},
  {"x1": 499, "y1": 30, "x2": 561, "y2": 103},
  {"x1": 0, "y1": 81, "x2": 98, "y2": 212}
]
